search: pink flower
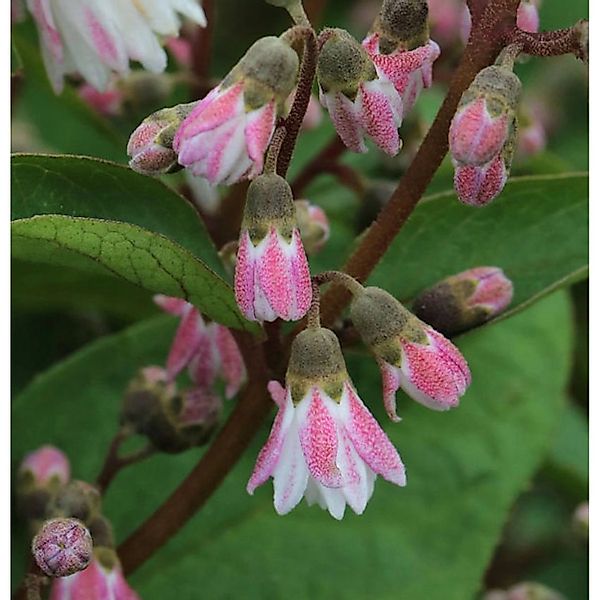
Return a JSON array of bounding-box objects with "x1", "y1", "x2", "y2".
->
[
  {"x1": 295, "y1": 200, "x2": 330, "y2": 255},
  {"x1": 453, "y1": 153, "x2": 509, "y2": 207},
  {"x1": 516, "y1": 0, "x2": 540, "y2": 33},
  {"x1": 49, "y1": 549, "x2": 140, "y2": 600},
  {"x1": 174, "y1": 36, "x2": 299, "y2": 185},
  {"x1": 19, "y1": 445, "x2": 70, "y2": 487},
  {"x1": 362, "y1": 33, "x2": 440, "y2": 115},
  {"x1": 154, "y1": 295, "x2": 246, "y2": 399},
  {"x1": 350, "y1": 287, "x2": 471, "y2": 421},
  {"x1": 234, "y1": 174, "x2": 311, "y2": 322},
  {"x1": 248, "y1": 327, "x2": 405, "y2": 519}
]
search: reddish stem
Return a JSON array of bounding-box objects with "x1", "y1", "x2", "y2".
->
[
  {"x1": 507, "y1": 23, "x2": 588, "y2": 59},
  {"x1": 191, "y1": 0, "x2": 215, "y2": 98}
]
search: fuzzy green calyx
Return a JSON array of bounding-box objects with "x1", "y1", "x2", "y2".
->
[
  {"x1": 242, "y1": 173, "x2": 298, "y2": 244},
  {"x1": 317, "y1": 29, "x2": 377, "y2": 100},
  {"x1": 350, "y1": 287, "x2": 428, "y2": 365},
  {"x1": 51, "y1": 480, "x2": 102, "y2": 523},
  {"x1": 287, "y1": 327, "x2": 349, "y2": 404},
  {"x1": 151, "y1": 102, "x2": 196, "y2": 150},
  {"x1": 223, "y1": 36, "x2": 299, "y2": 110},
  {"x1": 372, "y1": 0, "x2": 430, "y2": 53},
  {"x1": 460, "y1": 66, "x2": 522, "y2": 119}
]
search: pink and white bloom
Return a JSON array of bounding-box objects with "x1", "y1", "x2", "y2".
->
[
  {"x1": 49, "y1": 549, "x2": 140, "y2": 600},
  {"x1": 248, "y1": 326, "x2": 405, "y2": 519},
  {"x1": 362, "y1": 33, "x2": 440, "y2": 115},
  {"x1": 295, "y1": 200, "x2": 330, "y2": 255},
  {"x1": 454, "y1": 153, "x2": 509, "y2": 206},
  {"x1": 174, "y1": 36, "x2": 299, "y2": 185},
  {"x1": 154, "y1": 295, "x2": 246, "y2": 399},
  {"x1": 19, "y1": 445, "x2": 70, "y2": 487},
  {"x1": 350, "y1": 287, "x2": 471, "y2": 421},
  {"x1": 234, "y1": 174, "x2": 312, "y2": 322},
  {"x1": 26, "y1": 0, "x2": 206, "y2": 94}
]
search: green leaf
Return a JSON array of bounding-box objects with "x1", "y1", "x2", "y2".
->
[
  {"x1": 12, "y1": 292, "x2": 573, "y2": 599},
  {"x1": 368, "y1": 173, "x2": 588, "y2": 326}
]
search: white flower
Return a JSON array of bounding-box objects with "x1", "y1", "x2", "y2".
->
[{"x1": 26, "y1": 0, "x2": 206, "y2": 93}]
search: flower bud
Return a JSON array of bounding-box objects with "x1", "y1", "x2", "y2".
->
[
  {"x1": 32, "y1": 518, "x2": 93, "y2": 577},
  {"x1": 51, "y1": 480, "x2": 102, "y2": 523},
  {"x1": 19, "y1": 445, "x2": 70, "y2": 489},
  {"x1": 295, "y1": 200, "x2": 330, "y2": 254},
  {"x1": 371, "y1": 0, "x2": 430, "y2": 53},
  {"x1": 413, "y1": 266, "x2": 514, "y2": 335},
  {"x1": 234, "y1": 173, "x2": 311, "y2": 322},
  {"x1": 318, "y1": 28, "x2": 403, "y2": 155},
  {"x1": 350, "y1": 287, "x2": 470, "y2": 419},
  {"x1": 450, "y1": 65, "x2": 521, "y2": 167},
  {"x1": 127, "y1": 102, "x2": 195, "y2": 176}
]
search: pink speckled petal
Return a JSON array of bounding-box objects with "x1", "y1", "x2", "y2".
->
[
  {"x1": 234, "y1": 231, "x2": 258, "y2": 320},
  {"x1": 337, "y1": 426, "x2": 371, "y2": 515},
  {"x1": 320, "y1": 89, "x2": 367, "y2": 153},
  {"x1": 454, "y1": 154, "x2": 507, "y2": 206},
  {"x1": 256, "y1": 228, "x2": 294, "y2": 320},
  {"x1": 378, "y1": 359, "x2": 403, "y2": 422},
  {"x1": 267, "y1": 380, "x2": 287, "y2": 409},
  {"x1": 213, "y1": 324, "x2": 246, "y2": 399},
  {"x1": 467, "y1": 267, "x2": 514, "y2": 314},
  {"x1": 340, "y1": 383, "x2": 406, "y2": 486},
  {"x1": 166, "y1": 305, "x2": 205, "y2": 379},
  {"x1": 299, "y1": 389, "x2": 343, "y2": 488},
  {"x1": 449, "y1": 97, "x2": 509, "y2": 166},
  {"x1": 245, "y1": 101, "x2": 277, "y2": 168},
  {"x1": 359, "y1": 80, "x2": 402, "y2": 156},
  {"x1": 205, "y1": 117, "x2": 247, "y2": 184},
  {"x1": 288, "y1": 229, "x2": 312, "y2": 321},
  {"x1": 247, "y1": 391, "x2": 295, "y2": 494}
]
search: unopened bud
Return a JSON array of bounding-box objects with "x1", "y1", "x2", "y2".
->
[
  {"x1": 127, "y1": 103, "x2": 195, "y2": 176},
  {"x1": 32, "y1": 518, "x2": 93, "y2": 577},
  {"x1": 287, "y1": 327, "x2": 349, "y2": 403},
  {"x1": 317, "y1": 28, "x2": 377, "y2": 99},
  {"x1": 295, "y1": 200, "x2": 329, "y2": 254},
  {"x1": 51, "y1": 480, "x2": 102, "y2": 522},
  {"x1": 413, "y1": 267, "x2": 513, "y2": 335},
  {"x1": 19, "y1": 445, "x2": 70, "y2": 490},
  {"x1": 372, "y1": 0, "x2": 430, "y2": 53}
]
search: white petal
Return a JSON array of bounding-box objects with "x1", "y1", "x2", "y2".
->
[{"x1": 172, "y1": 0, "x2": 207, "y2": 27}]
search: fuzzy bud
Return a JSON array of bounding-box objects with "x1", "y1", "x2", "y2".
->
[
  {"x1": 50, "y1": 480, "x2": 102, "y2": 523},
  {"x1": 32, "y1": 518, "x2": 93, "y2": 577},
  {"x1": 413, "y1": 267, "x2": 514, "y2": 335},
  {"x1": 295, "y1": 200, "x2": 330, "y2": 254},
  {"x1": 127, "y1": 102, "x2": 195, "y2": 175},
  {"x1": 350, "y1": 286, "x2": 470, "y2": 419},
  {"x1": 287, "y1": 327, "x2": 349, "y2": 404},
  {"x1": 371, "y1": 0, "x2": 430, "y2": 53}
]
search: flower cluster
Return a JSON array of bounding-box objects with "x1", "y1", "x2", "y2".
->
[{"x1": 26, "y1": 0, "x2": 206, "y2": 93}]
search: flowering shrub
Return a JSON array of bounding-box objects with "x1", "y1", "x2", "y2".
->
[{"x1": 12, "y1": 0, "x2": 588, "y2": 599}]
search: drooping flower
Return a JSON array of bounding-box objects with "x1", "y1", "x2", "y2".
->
[
  {"x1": 26, "y1": 0, "x2": 206, "y2": 94},
  {"x1": 154, "y1": 295, "x2": 246, "y2": 399},
  {"x1": 173, "y1": 36, "x2": 299, "y2": 185},
  {"x1": 362, "y1": 0, "x2": 440, "y2": 114},
  {"x1": 413, "y1": 266, "x2": 514, "y2": 335},
  {"x1": 248, "y1": 327, "x2": 406, "y2": 519},
  {"x1": 350, "y1": 286, "x2": 471, "y2": 421},
  {"x1": 317, "y1": 28, "x2": 403, "y2": 155},
  {"x1": 49, "y1": 547, "x2": 140, "y2": 600},
  {"x1": 234, "y1": 174, "x2": 312, "y2": 322},
  {"x1": 295, "y1": 200, "x2": 330, "y2": 255},
  {"x1": 32, "y1": 518, "x2": 93, "y2": 577}
]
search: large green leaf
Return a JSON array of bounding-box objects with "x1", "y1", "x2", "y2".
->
[
  {"x1": 12, "y1": 292, "x2": 573, "y2": 599},
  {"x1": 311, "y1": 173, "x2": 588, "y2": 326},
  {"x1": 11, "y1": 154, "x2": 259, "y2": 332}
]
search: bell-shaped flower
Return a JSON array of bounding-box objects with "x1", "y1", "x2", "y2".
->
[
  {"x1": 317, "y1": 28, "x2": 403, "y2": 155},
  {"x1": 26, "y1": 0, "x2": 206, "y2": 94},
  {"x1": 350, "y1": 287, "x2": 471, "y2": 421},
  {"x1": 234, "y1": 174, "x2": 312, "y2": 322},
  {"x1": 362, "y1": 0, "x2": 440, "y2": 114},
  {"x1": 248, "y1": 327, "x2": 406, "y2": 519},
  {"x1": 154, "y1": 295, "x2": 246, "y2": 399},
  {"x1": 173, "y1": 36, "x2": 299, "y2": 185}
]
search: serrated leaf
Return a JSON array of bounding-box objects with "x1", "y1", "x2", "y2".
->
[{"x1": 12, "y1": 293, "x2": 573, "y2": 599}]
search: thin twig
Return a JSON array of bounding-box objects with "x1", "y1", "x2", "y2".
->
[{"x1": 506, "y1": 22, "x2": 588, "y2": 60}]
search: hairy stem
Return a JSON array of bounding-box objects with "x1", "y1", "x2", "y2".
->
[{"x1": 507, "y1": 21, "x2": 588, "y2": 60}]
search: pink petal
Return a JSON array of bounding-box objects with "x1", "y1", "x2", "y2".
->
[
  {"x1": 234, "y1": 231, "x2": 257, "y2": 320},
  {"x1": 30, "y1": 0, "x2": 63, "y2": 62},
  {"x1": 287, "y1": 229, "x2": 312, "y2": 321},
  {"x1": 83, "y1": 6, "x2": 123, "y2": 69},
  {"x1": 320, "y1": 90, "x2": 367, "y2": 153},
  {"x1": 247, "y1": 386, "x2": 294, "y2": 493},
  {"x1": 359, "y1": 80, "x2": 402, "y2": 156},
  {"x1": 340, "y1": 383, "x2": 406, "y2": 486},
  {"x1": 213, "y1": 324, "x2": 246, "y2": 399},
  {"x1": 245, "y1": 101, "x2": 277, "y2": 167},
  {"x1": 153, "y1": 294, "x2": 190, "y2": 317},
  {"x1": 166, "y1": 306, "x2": 205, "y2": 379},
  {"x1": 337, "y1": 426, "x2": 371, "y2": 515},
  {"x1": 298, "y1": 389, "x2": 343, "y2": 488},
  {"x1": 378, "y1": 360, "x2": 403, "y2": 422},
  {"x1": 454, "y1": 154, "x2": 507, "y2": 206},
  {"x1": 187, "y1": 328, "x2": 217, "y2": 388}
]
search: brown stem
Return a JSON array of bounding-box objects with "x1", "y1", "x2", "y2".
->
[
  {"x1": 191, "y1": 0, "x2": 215, "y2": 98},
  {"x1": 304, "y1": 0, "x2": 329, "y2": 25},
  {"x1": 277, "y1": 27, "x2": 318, "y2": 177},
  {"x1": 507, "y1": 22, "x2": 588, "y2": 59},
  {"x1": 466, "y1": 0, "x2": 489, "y2": 26},
  {"x1": 291, "y1": 135, "x2": 346, "y2": 196},
  {"x1": 118, "y1": 333, "x2": 272, "y2": 575},
  {"x1": 318, "y1": 0, "x2": 522, "y2": 326}
]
